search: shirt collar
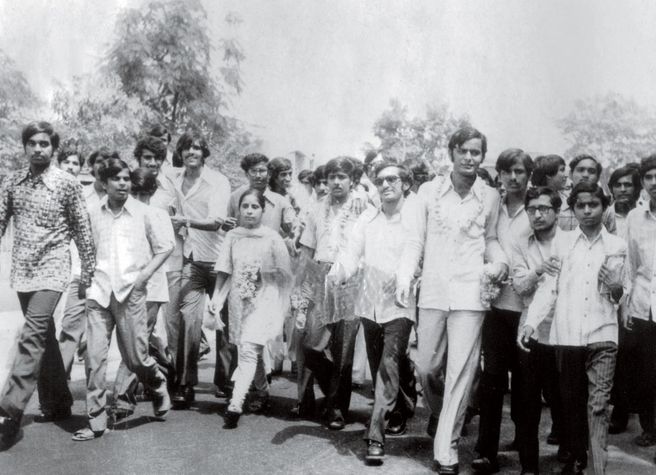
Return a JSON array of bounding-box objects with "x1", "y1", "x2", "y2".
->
[
  {"x1": 439, "y1": 174, "x2": 486, "y2": 202},
  {"x1": 573, "y1": 225, "x2": 607, "y2": 248},
  {"x1": 100, "y1": 195, "x2": 138, "y2": 216},
  {"x1": 18, "y1": 165, "x2": 59, "y2": 191},
  {"x1": 501, "y1": 197, "x2": 525, "y2": 219}
]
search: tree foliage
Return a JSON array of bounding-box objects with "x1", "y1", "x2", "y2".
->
[
  {"x1": 369, "y1": 99, "x2": 470, "y2": 172},
  {"x1": 557, "y1": 92, "x2": 656, "y2": 170}
]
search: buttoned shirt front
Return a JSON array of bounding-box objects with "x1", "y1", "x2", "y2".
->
[
  {"x1": 335, "y1": 202, "x2": 415, "y2": 324},
  {"x1": 228, "y1": 184, "x2": 296, "y2": 236},
  {"x1": 87, "y1": 196, "x2": 174, "y2": 307},
  {"x1": 494, "y1": 200, "x2": 531, "y2": 312},
  {"x1": 624, "y1": 204, "x2": 656, "y2": 321},
  {"x1": 398, "y1": 175, "x2": 507, "y2": 312},
  {"x1": 524, "y1": 228, "x2": 627, "y2": 346},
  {"x1": 0, "y1": 165, "x2": 95, "y2": 292},
  {"x1": 173, "y1": 166, "x2": 231, "y2": 262}
]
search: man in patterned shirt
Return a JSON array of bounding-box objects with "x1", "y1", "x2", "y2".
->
[{"x1": 0, "y1": 122, "x2": 95, "y2": 450}]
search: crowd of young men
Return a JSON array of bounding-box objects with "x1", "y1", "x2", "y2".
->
[{"x1": 1, "y1": 121, "x2": 656, "y2": 474}]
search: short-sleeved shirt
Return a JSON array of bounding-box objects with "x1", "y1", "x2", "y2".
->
[{"x1": 87, "y1": 196, "x2": 174, "y2": 307}]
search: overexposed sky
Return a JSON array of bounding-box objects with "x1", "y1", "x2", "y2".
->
[{"x1": 2, "y1": 0, "x2": 656, "y2": 163}]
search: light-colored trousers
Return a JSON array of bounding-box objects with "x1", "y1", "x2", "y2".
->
[
  {"x1": 229, "y1": 342, "x2": 268, "y2": 413},
  {"x1": 416, "y1": 308, "x2": 484, "y2": 466}
]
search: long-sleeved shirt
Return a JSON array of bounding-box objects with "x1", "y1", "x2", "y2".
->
[
  {"x1": 397, "y1": 175, "x2": 507, "y2": 312},
  {"x1": 624, "y1": 204, "x2": 656, "y2": 321},
  {"x1": 334, "y1": 201, "x2": 415, "y2": 324},
  {"x1": 0, "y1": 165, "x2": 95, "y2": 292},
  {"x1": 172, "y1": 166, "x2": 231, "y2": 262},
  {"x1": 87, "y1": 196, "x2": 174, "y2": 307},
  {"x1": 524, "y1": 227, "x2": 627, "y2": 346}
]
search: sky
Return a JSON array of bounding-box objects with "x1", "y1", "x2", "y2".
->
[{"x1": 2, "y1": 0, "x2": 656, "y2": 163}]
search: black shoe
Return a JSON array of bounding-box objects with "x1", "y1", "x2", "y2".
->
[
  {"x1": 247, "y1": 395, "x2": 269, "y2": 414},
  {"x1": 0, "y1": 414, "x2": 21, "y2": 451},
  {"x1": 171, "y1": 387, "x2": 189, "y2": 409},
  {"x1": 328, "y1": 414, "x2": 345, "y2": 431},
  {"x1": 183, "y1": 386, "x2": 195, "y2": 403},
  {"x1": 560, "y1": 460, "x2": 585, "y2": 475},
  {"x1": 438, "y1": 463, "x2": 459, "y2": 474},
  {"x1": 223, "y1": 410, "x2": 241, "y2": 429},
  {"x1": 471, "y1": 457, "x2": 499, "y2": 473},
  {"x1": 547, "y1": 431, "x2": 560, "y2": 445},
  {"x1": 386, "y1": 413, "x2": 407, "y2": 436},
  {"x1": 214, "y1": 386, "x2": 233, "y2": 399},
  {"x1": 33, "y1": 408, "x2": 72, "y2": 423},
  {"x1": 608, "y1": 420, "x2": 626, "y2": 434},
  {"x1": 557, "y1": 447, "x2": 572, "y2": 464},
  {"x1": 427, "y1": 414, "x2": 438, "y2": 438},
  {"x1": 365, "y1": 440, "x2": 385, "y2": 465}
]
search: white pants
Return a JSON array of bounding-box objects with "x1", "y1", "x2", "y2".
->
[
  {"x1": 416, "y1": 309, "x2": 484, "y2": 466},
  {"x1": 229, "y1": 342, "x2": 268, "y2": 413}
]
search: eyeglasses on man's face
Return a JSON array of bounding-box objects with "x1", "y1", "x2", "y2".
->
[
  {"x1": 374, "y1": 175, "x2": 401, "y2": 187},
  {"x1": 526, "y1": 205, "x2": 554, "y2": 216}
]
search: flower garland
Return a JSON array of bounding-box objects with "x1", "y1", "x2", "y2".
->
[
  {"x1": 321, "y1": 193, "x2": 355, "y2": 260},
  {"x1": 236, "y1": 262, "x2": 261, "y2": 313},
  {"x1": 480, "y1": 263, "x2": 504, "y2": 309},
  {"x1": 430, "y1": 175, "x2": 485, "y2": 238}
]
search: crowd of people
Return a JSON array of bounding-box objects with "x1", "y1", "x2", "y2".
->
[{"x1": 0, "y1": 120, "x2": 655, "y2": 475}]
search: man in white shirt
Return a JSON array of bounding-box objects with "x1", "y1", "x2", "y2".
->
[
  {"x1": 397, "y1": 127, "x2": 508, "y2": 474},
  {"x1": 330, "y1": 162, "x2": 417, "y2": 464},
  {"x1": 621, "y1": 155, "x2": 656, "y2": 451},
  {"x1": 519, "y1": 182, "x2": 626, "y2": 475},
  {"x1": 168, "y1": 133, "x2": 232, "y2": 409},
  {"x1": 473, "y1": 149, "x2": 533, "y2": 473}
]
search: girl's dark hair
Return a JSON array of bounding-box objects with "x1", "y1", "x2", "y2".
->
[
  {"x1": 131, "y1": 167, "x2": 158, "y2": 195},
  {"x1": 268, "y1": 157, "x2": 292, "y2": 192},
  {"x1": 238, "y1": 189, "x2": 266, "y2": 210}
]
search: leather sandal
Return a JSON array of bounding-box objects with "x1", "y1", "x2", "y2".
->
[{"x1": 72, "y1": 427, "x2": 109, "y2": 442}]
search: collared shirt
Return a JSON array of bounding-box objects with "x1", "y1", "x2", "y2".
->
[
  {"x1": 398, "y1": 175, "x2": 507, "y2": 312},
  {"x1": 524, "y1": 228, "x2": 627, "y2": 346},
  {"x1": 0, "y1": 165, "x2": 95, "y2": 292},
  {"x1": 173, "y1": 166, "x2": 231, "y2": 262},
  {"x1": 558, "y1": 191, "x2": 617, "y2": 233},
  {"x1": 87, "y1": 196, "x2": 174, "y2": 307},
  {"x1": 510, "y1": 229, "x2": 560, "y2": 344},
  {"x1": 494, "y1": 200, "x2": 531, "y2": 312},
  {"x1": 335, "y1": 202, "x2": 415, "y2": 324},
  {"x1": 624, "y1": 203, "x2": 656, "y2": 321},
  {"x1": 299, "y1": 193, "x2": 361, "y2": 263},
  {"x1": 228, "y1": 185, "x2": 296, "y2": 236},
  {"x1": 70, "y1": 184, "x2": 106, "y2": 279}
]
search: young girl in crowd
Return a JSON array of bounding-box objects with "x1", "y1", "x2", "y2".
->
[{"x1": 211, "y1": 189, "x2": 293, "y2": 429}]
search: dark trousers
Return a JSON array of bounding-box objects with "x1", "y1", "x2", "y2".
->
[
  {"x1": 361, "y1": 317, "x2": 417, "y2": 444},
  {"x1": 0, "y1": 291, "x2": 70, "y2": 420},
  {"x1": 556, "y1": 342, "x2": 617, "y2": 475},
  {"x1": 517, "y1": 341, "x2": 564, "y2": 472},
  {"x1": 476, "y1": 307, "x2": 520, "y2": 460},
  {"x1": 303, "y1": 318, "x2": 360, "y2": 419},
  {"x1": 611, "y1": 318, "x2": 656, "y2": 433},
  {"x1": 213, "y1": 303, "x2": 238, "y2": 392}
]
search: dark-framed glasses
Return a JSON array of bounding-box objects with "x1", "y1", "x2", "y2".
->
[
  {"x1": 526, "y1": 205, "x2": 554, "y2": 215},
  {"x1": 374, "y1": 175, "x2": 401, "y2": 187}
]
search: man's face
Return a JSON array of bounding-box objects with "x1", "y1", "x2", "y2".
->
[
  {"x1": 526, "y1": 194, "x2": 558, "y2": 232},
  {"x1": 60, "y1": 155, "x2": 81, "y2": 177},
  {"x1": 275, "y1": 169, "x2": 293, "y2": 191},
  {"x1": 139, "y1": 149, "x2": 162, "y2": 174},
  {"x1": 545, "y1": 164, "x2": 568, "y2": 191},
  {"x1": 451, "y1": 138, "x2": 483, "y2": 178},
  {"x1": 25, "y1": 132, "x2": 54, "y2": 168},
  {"x1": 246, "y1": 162, "x2": 269, "y2": 190},
  {"x1": 611, "y1": 175, "x2": 635, "y2": 204},
  {"x1": 498, "y1": 161, "x2": 529, "y2": 195},
  {"x1": 314, "y1": 178, "x2": 328, "y2": 198},
  {"x1": 103, "y1": 168, "x2": 131, "y2": 204},
  {"x1": 327, "y1": 171, "x2": 352, "y2": 200},
  {"x1": 182, "y1": 142, "x2": 203, "y2": 170},
  {"x1": 642, "y1": 169, "x2": 656, "y2": 202},
  {"x1": 374, "y1": 166, "x2": 404, "y2": 204},
  {"x1": 571, "y1": 158, "x2": 599, "y2": 186},
  {"x1": 573, "y1": 192, "x2": 604, "y2": 228}
]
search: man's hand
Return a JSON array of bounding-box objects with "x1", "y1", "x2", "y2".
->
[
  {"x1": 395, "y1": 280, "x2": 410, "y2": 308},
  {"x1": 78, "y1": 282, "x2": 88, "y2": 300},
  {"x1": 517, "y1": 325, "x2": 535, "y2": 353},
  {"x1": 133, "y1": 271, "x2": 149, "y2": 292},
  {"x1": 170, "y1": 216, "x2": 187, "y2": 232},
  {"x1": 621, "y1": 311, "x2": 633, "y2": 331},
  {"x1": 537, "y1": 256, "x2": 561, "y2": 277},
  {"x1": 220, "y1": 217, "x2": 238, "y2": 232},
  {"x1": 598, "y1": 263, "x2": 623, "y2": 292},
  {"x1": 489, "y1": 262, "x2": 509, "y2": 282}
]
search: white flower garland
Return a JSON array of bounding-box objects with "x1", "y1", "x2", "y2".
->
[
  {"x1": 236, "y1": 263, "x2": 261, "y2": 313},
  {"x1": 430, "y1": 175, "x2": 485, "y2": 238},
  {"x1": 321, "y1": 193, "x2": 355, "y2": 260}
]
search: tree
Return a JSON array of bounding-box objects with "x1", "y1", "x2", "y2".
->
[
  {"x1": 369, "y1": 99, "x2": 470, "y2": 173},
  {"x1": 557, "y1": 92, "x2": 656, "y2": 170}
]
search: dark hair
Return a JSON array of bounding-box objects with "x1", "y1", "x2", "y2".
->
[
  {"x1": 312, "y1": 165, "x2": 327, "y2": 186},
  {"x1": 569, "y1": 154, "x2": 602, "y2": 177},
  {"x1": 240, "y1": 153, "x2": 269, "y2": 173},
  {"x1": 567, "y1": 182, "x2": 610, "y2": 210},
  {"x1": 134, "y1": 135, "x2": 168, "y2": 163},
  {"x1": 57, "y1": 147, "x2": 85, "y2": 167},
  {"x1": 21, "y1": 121, "x2": 60, "y2": 150},
  {"x1": 130, "y1": 167, "x2": 158, "y2": 195},
  {"x1": 268, "y1": 157, "x2": 292, "y2": 192},
  {"x1": 640, "y1": 154, "x2": 656, "y2": 179},
  {"x1": 495, "y1": 148, "x2": 534, "y2": 176},
  {"x1": 531, "y1": 154, "x2": 566, "y2": 186},
  {"x1": 373, "y1": 161, "x2": 413, "y2": 189},
  {"x1": 608, "y1": 165, "x2": 641, "y2": 201},
  {"x1": 448, "y1": 126, "x2": 487, "y2": 159},
  {"x1": 524, "y1": 186, "x2": 562, "y2": 211},
  {"x1": 350, "y1": 158, "x2": 365, "y2": 185},
  {"x1": 88, "y1": 148, "x2": 120, "y2": 167},
  {"x1": 98, "y1": 158, "x2": 130, "y2": 183},
  {"x1": 476, "y1": 168, "x2": 495, "y2": 187},
  {"x1": 364, "y1": 150, "x2": 379, "y2": 167},
  {"x1": 325, "y1": 156, "x2": 357, "y2": 180},
  {"x1": 147, "y1": 124, "x2": 171, "y2": 144},
  {"x1": 175, "y1": 132, "x2": 210, "y2": 162},
  {"x1": 238, "y1": 188, "x2": 266, "y2": 210},
  {"x1": 297, "y1": 169, "x2": 313, "y2": 183}
]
